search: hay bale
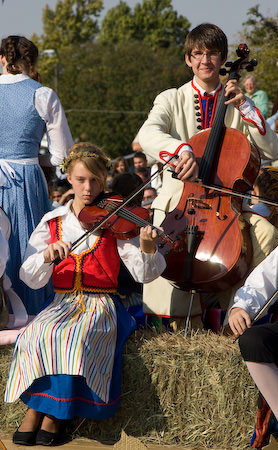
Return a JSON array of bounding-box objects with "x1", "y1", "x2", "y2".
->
[
  {"x1": 0, "y1": 345, "x2": 27, "y2": 435},
  {"x1": 0, "y1": 330, "x2": 257, "y2": 449}
]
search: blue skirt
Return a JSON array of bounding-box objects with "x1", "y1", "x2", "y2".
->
[
  {"x1": 20, "y1": 298, "x2": 136, "y2": 420},
  {"x1": 0, "y1": 162, "x2": 52, "y2": 315}
]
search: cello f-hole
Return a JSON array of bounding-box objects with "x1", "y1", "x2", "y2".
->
[{"x1": 216, "y1": 196, "x2": 228, "y2": 221}]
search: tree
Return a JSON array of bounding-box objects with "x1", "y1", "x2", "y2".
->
[
  {"x1": 31, "y1": 0, "x2": 103, "y2": 96},
  {"x1": 33, "y1": 0, "x2": 192, "y2": 158},
  {"x1": 57, "y1": 40, "x2": 190, "y2": 157},
  {"x1": 240, "y1": 5, "x2": 278, "y2": 108},
  {"x1": 99, "y1": 0, "x2": 190, "y2": 53},
  {"x1": 33, "y1": 0, "x2": 102, "y2": 50}
]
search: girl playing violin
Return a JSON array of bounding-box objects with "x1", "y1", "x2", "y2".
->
[{"x1": 5, "y1": 142, "x2": 166, "y2": 446}]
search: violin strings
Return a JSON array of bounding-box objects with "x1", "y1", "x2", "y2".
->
[{"x1": 105, "y1": 200, "x2": 175, "y2": 244}]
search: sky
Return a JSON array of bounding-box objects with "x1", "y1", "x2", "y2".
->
[{"x1": 0, "y1": 0, "x2": 278, "y2": 44}]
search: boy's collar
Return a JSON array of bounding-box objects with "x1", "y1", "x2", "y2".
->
[{"x1": 192, "y1": 77, "x2": 222, "y2": 96}]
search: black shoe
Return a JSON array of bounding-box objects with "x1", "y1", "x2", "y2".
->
[
  {"x1": 13, "y1": 429, "x2": 37, "y2": 446},
  {"x1": 36, "y1": 429, "x2": 70, "y2": 446}
]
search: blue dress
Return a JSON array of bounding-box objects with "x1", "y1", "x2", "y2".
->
[
  {"x1": 0, "y1": 78, "x2": 52, "y2": 314},
  {"x1": 18, "y1": 298, "x2": 136, "y2": 420}
]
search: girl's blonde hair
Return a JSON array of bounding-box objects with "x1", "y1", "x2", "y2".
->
[{"x1": 62, "y1": 142, "x2": 110, "y2": 190}]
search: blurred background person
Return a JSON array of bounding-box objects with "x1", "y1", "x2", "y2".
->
[
  {"x1": 243, "y1": 74, "x2": 269, "y2": 118},
  {"x1": 142, "y1": 187, "x2": 157, "y2": 222},
  {"x1": 251, "y1": 166, "x2": 278, "y2": 229},
  {"x1": 111, "y1": 156, "x2": 129, "y2": 178}
]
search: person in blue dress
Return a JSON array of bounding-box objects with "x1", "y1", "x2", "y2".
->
[{"x1": 0, "y1": 36, "x2": 73, "y2": 315}]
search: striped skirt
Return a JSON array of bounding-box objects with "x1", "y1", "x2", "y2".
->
[{"x1": 5, "y1": 292, "x2": 136, "y2": 420}]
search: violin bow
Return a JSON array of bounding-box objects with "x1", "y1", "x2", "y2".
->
[
  {"x1": 233, "y1": 287, "x2": 278, "y2": 343},
  {"x1": 196, "y1": 181, "x2": 278, "y2": 208}
]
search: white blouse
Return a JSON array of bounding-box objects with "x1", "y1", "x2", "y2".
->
[
  {"x1": 231, "y1": 246, "x2": 278, "y2": 319},
  {"x1": 20, "y1": 200, "x2": 167, "y2": 289},
  {"x1": 0, "y1": 74, "x2": 73, "y2": 165}
]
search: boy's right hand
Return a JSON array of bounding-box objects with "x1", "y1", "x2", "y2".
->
[
  {"x1": 175, "y1": 150, "x2": 199, "y2": 182},
  {"x1": 44, "y1": 241, "x2": 72, "y2": 263},
  {"x1": 228, "y1": 307, "x2": 252, "y2": 337}
]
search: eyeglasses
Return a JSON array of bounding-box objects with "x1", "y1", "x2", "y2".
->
[{"x1": 190, "y1": 51, "x2": 221, "y2": 61}]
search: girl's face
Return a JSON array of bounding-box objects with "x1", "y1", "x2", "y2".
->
[
  {"x1": 117, "y1": 160, "x2": 126, "y2": 173},
  {"x1": 67, "y1": 161, "x2": 103, "y2": 211}
]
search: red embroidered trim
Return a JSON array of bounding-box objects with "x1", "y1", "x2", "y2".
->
[{"x1": 24, "y1": 391, "x2": 121, "y2": 406}]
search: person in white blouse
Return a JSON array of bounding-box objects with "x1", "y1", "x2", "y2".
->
[
  {"x1": 229, "y1": 248, "x2": 278, "y2": 426},
  {"x1": 5, "y1": 142, "x2": 166, "y2": 446},
  {"x1": 0, "y1": 35, "x2": 73, "y2": 316}
]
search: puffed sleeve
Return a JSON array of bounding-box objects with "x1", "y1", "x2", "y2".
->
[
  {"x1": 117, "y1": 236, "x2": 166, "y2": 283},
  {"x1": 231, "y1": 247, "x2": 278, "y2": 319},
  {"x1": 35, "y1": 87, "x2": 73, "y2": 166},
  {"x1": 19, "y1": 220, "x2": 54, "y2": 289}
]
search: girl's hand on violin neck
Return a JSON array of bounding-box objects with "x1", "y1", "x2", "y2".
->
[
  {"x1": 175, "y1": 150, "x2": 199, "y2": 182},
  {"x1": 228, "y1": 307, "x2": 251, "y2": 337},
  {"x1": 140, "y1": 225, "x2": 161, "y2": 254},
  {"x1": 44, "y1": 240, "x2": 72, "y2": 263},
  {"x1": 224, "y1": 79, "x2": 246, "y2": 108}
]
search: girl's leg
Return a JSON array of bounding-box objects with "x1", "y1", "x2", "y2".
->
[
  {"x1": 40, "y1": 414, "x2": 61, "y2": 433},
  {"x1": 18, "y1": 408, "x2": 42, "y2": 432},
  {"x1": 246, "y1": 361, "x2": 278, "y2": 420}
]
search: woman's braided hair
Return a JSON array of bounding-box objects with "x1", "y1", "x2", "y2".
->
[
  {"x1": 0, "y1": 35, "x2": 41, "y2": 81},
  {"x1": 62, "y1": 142, "x2": 111, "y2": 190}
]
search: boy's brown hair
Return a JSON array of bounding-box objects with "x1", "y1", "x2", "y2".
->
[{"x1": 184, "y1": 23, "x2": 228, "y2": 62}]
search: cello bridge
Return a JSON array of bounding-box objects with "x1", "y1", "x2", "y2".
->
[{"x1": 188, "y1": 198, "x2": 212, "y2": 210}]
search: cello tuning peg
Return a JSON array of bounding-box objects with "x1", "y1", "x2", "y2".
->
[
  {"x1": 245, "y1": 59, "x2": 258, "y2": 72},
  {"x1": 219, "y1": 67, "x2": 228, "y2": 76}
]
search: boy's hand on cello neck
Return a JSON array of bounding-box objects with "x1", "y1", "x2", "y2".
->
[
  {"x1": 44, "y1": 241, "x2": 72, "y2": 263},
  {"x1": 175, "y1": 80, "x2": 246, "y2": 184},
  {"x1": 140, "y1": 225, "x2": 161, "y2": 254},
  {"x1": 224, "y1": 79, "x2": 246, "y2": 108},
  {"x1": 228, "y1": 307, "x2": 252, "y2": 336}
]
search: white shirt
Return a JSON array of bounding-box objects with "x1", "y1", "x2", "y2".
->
[
  {"x1": 0, "y1": 74, "x2": 73, "y2": 166},
  {"x1": 231, "y1": 246, "x2": 278, "y2": 319},
  {"x1": 20, "y1": 200, "x2": 166, "y2": 289}
]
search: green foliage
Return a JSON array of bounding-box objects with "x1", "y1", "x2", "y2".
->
[
  {"x1": 55, "y1": 41, "x2": 190, "y2": 158},
  {"x1": 99, "y1": 0, "x2": 190, "y2": 53},
  {"x1": 240, "y1": 5, "x2": 278, "y2": 107},
  {"x1": 32, "y1": 0, "x2": 102, "y2": 51},
  {"x1": 32, "y1": 0, "x2": 191, "y2": 158}
]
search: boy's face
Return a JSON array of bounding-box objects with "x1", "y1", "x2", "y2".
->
[{"x1": 185, "y1": 47, "x2": 224, "y2": 90}]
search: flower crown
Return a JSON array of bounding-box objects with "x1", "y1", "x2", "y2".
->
[{"x1": 60, "y1": 151, "x2": 111, "y2": 174}]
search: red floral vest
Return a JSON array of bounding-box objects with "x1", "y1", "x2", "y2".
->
[{"x1": 48, "y1": 216, "x2": 120, "y2": 293}]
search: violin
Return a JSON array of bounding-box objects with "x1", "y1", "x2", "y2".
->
[
  {"x1": 51, "y1": 164, "x2": 180, "y2": 266},
  {"x1": 157, "y1": 44, "x2": 260, "y2": 292},
  {"x1": 78, "y1": 192, "x2": 177, "y2": 246}
]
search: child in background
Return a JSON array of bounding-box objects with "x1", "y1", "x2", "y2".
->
[
  {"x1": 5, "y1": 142, "x2": 166, "y2": 446},
  {"x1": 251, "y1": 166, "x2": 278, "y2": 229}
]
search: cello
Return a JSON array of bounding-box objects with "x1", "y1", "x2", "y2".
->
[{"x1": 157, "y1": 44, "x2": 260, "y2": 292}]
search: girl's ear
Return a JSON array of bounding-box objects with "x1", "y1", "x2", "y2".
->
[{"x1": 67, "y1": 174, "x2": 72, "y2": 185}]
